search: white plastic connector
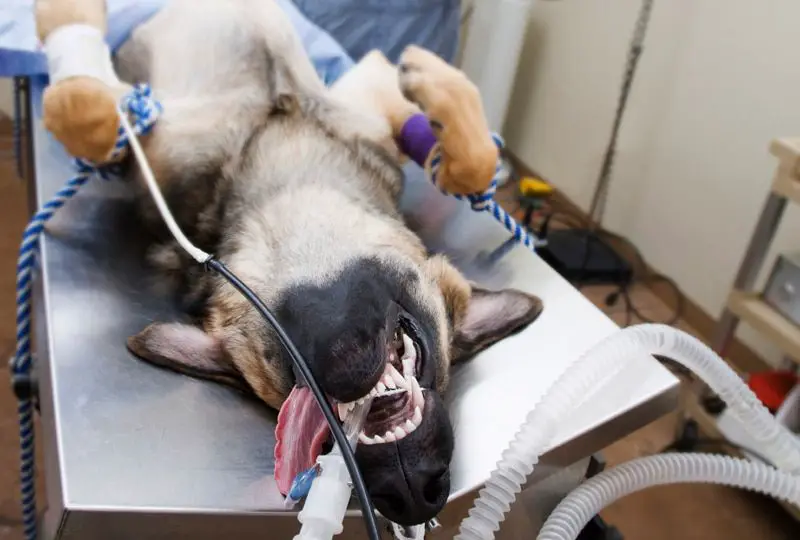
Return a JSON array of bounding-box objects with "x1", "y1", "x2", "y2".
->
[{"x1": 293, "y1": 452, "x2": 353, "y2": 540}]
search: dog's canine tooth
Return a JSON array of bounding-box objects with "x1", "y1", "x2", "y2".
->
[
  {"x1": 369, "y1": 388, "x2": 379, "y2": 398},
  {"x1": 376, "y1": 381, "x2": 387, "y2": 394},
  {"x1": 337, "y1": 402, "x2": 350, "y2": 420},
  {"x1": 388, "y1": 364, "x2": 406, "y2": 388},
  {"x1": 401, "y1": 333, "x2": 416, "y2": 377},
  {"x1": 411, "y1": 376, "x2": 424, "y2": 408},
  {"x1": 413, "y1": 406, "x2": 422, "y2": 425},
  {"x1": 404, "y1": 419, "x2": 416, "y2": 432},
  {"x1": 384, "y1": 431, "x2": 396, "y2": 443},
  {"x1": 383, "y1": 373, "x2": 396, "y2": 390}
]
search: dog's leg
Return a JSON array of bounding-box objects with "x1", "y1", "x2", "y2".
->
[
  {"x1": 247, "y1": 0, "x2": 327, "y2": 96},
  {"x1": 329, "y1": 51, "x2": 419, "y2": 143},
  {"x1": 330, "y1": 47, "x2": 498, "y2": 195},
  {"x1": 397, "y1": 46, "x2": 498, "y2": 195}
]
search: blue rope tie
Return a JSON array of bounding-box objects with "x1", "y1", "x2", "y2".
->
[
  {"x1": 10, "y1": 83, "x2": 161, "y2": 540},
  {"x1": 428, "y1": 133, "x2": 546, "y2": 250}
]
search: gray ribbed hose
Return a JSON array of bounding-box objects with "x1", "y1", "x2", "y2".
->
[
  {"x1": 454, "y1": 324, "x2": 800, "y2": 540},
  {"x1": 538, "y1": 453, "x2": 800, "y2": 540}
]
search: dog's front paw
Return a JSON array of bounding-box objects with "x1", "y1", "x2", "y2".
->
[
  {"x1": 42, "y1": 77, "x2": 125, "y2": 163},
  {"x1": 398, "y1": 46, "x2": 498, "y2": 195}
]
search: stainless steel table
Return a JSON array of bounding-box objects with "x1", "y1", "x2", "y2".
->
[{"x1": 25, "y1": 81, "x2": 679, "y2": 539}]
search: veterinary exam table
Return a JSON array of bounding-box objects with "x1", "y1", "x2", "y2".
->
[{"x1": 21, "y1": 82, "x2": 679, "y2": 539}]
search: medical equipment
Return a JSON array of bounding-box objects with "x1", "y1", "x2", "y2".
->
[
  {"x1": 293, "y1": 397, "x2": 374, "y2": 540},
  {"x1": 453, "y1": 323, "x2": 800, "y2": 539}
]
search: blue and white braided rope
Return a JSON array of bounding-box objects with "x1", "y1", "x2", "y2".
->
[
  {"x1": 10, "y1": 84, "x2": 161, "y2": 540},
  {"x1": 428, "y1": 133, "x2": 545, "y2": 250}
]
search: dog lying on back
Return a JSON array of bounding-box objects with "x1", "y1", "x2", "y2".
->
[{"x1": 113, "y1": 0, "x2": 543, "y2": 526}]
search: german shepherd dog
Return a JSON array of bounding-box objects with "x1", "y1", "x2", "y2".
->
[{"x1": 115, "y1": 0, "x2": 543, "y2": 526}]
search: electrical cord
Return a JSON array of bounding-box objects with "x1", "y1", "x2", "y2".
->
[
  {"x1": 537, "y1": 209, "x2": 686, "y2": 327},
  {"x1": 119, "y1": 110, "x2": 381, "y2": 540}
]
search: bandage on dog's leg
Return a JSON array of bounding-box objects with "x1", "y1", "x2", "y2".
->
[
  {"x1": 36, "y1": 0, "x2": 133, "y2": 164},
  {"x1": 398, "y1": 45, "x2": 498, "y2": 195}
]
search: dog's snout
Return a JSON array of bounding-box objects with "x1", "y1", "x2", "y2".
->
[
  {"x1": 276, "y1": 261, "x2": 402, "y2": 402},
  {"x1": 320, "y1": 332, "x2": 387, "y2": 401},
  {"x1": 371, "y1": 467, "x2": 450, "y2": 526}
]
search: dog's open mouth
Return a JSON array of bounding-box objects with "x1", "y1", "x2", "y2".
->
[
  {"x1": 274, "y1": 319, "x2": 425, "y2": 495},
  {"x1": 339, "y1": 326, "x2": 425, "y2": 444}
]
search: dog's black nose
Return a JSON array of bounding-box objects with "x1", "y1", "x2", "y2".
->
[
  {"x1": 371, "y1": 466, "x2": 450, "y2": 526},
  {"x1": 275, "y1": 259, "x2": 402, "y2": 402}
]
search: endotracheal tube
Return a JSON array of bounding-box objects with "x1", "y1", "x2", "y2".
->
[
  {"x1": 293, "y1": 398, "x2": 374, "y2": 540},
  {"x1": 455, "y1": 324, "x2": 800, "y2": 540}
]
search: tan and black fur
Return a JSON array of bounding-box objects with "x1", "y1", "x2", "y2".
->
[{"x1": 116, "y1": 0, "x2": 542, "y2": 526}]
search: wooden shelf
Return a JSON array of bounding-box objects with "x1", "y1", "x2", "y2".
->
[
  {"x1": 769, "y1": 138, "x2": 800, "y2": 204},
  {"x1": 772, "y1": 168, "x2": 800, "y2": 206},
  {"x1": 727, "y1": 290, "x2": 800, "y2": 364}
]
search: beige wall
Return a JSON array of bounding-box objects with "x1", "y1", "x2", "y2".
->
[{"x1": 504, "y1": 0, "x2": 800, "y2": 365}]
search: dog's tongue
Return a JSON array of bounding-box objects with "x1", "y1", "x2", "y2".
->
[{"x1": 274, "y1": 386, "x2": 331, "y2": 496}]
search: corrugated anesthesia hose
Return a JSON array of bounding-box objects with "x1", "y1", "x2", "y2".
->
[
  {"x1": 537, "y1": 453, "x2": 800, "y2": 540},
  {"x1": 454, "y1": 324, "x2": 800, "y2": 540}
]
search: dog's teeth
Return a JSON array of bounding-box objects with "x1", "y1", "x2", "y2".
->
[
  {"x1": 359, "y1": 433, "x2": 373, "y2": 445},
  {"x1": 394, "y1": 426, "x2": 406, "y2": 440},
  {"x1": 411, "y1": 376, "x2": 424, "y2": 407},
  {"x1": 373, "y1": 434, "x2": 385, "y2": 444},
  {"x1": 388, "y1": 365, "x2": 406, "y2": 388},
  {"x1": 384, "y1": 373, "x2": 396, "y2": 390},
  {"x1": 401, "y1": 333, "x2": 415, "y2": 358},
  {"x1": 413, "y1": 406, "x2": 422, "y2": 425},
  {"x1": 404, "y1": 419, "x2": 416, "y2": 433},
  {"x1": 369, "y1": 388, "x2": 378, "y2": 398},
  {"x1": 401, "y1": 334, "x2": 416, "y2": 377},
  {"x1": 357, "y1": 397, "x2": 366, "y2": 406},
  {"x1": 348, "y1": 402, "x2": 356, "y2": 412},
  {"x1": 376, "y1": 381, "x2": 387, "y2": 394},
  {"x1": 337, "y1": 403, "x2": 349, "y2": 420},
  {"x1": 384, "y1": 431, "x2": 396, "y2": 443}
]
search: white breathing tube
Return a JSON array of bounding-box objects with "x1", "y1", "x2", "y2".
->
[
  {"x1": 454, "y1": 324, "x2": 800, "y2": 540},
  {"x1": 538, "y1": 453, "x2": 799, "y2": 540}
]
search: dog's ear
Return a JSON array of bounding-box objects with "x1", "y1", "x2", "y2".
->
[
  {"x1": 450, "y1": 287, "x2": 543, "y2": 363},
  {"x1": 127, "y1": 322, "x2": 253, "y2": 395},
  {"x1": 422, "y1": 254, "x2": 543, "y2": 363}
]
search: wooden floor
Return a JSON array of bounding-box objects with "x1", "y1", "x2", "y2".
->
[{"x1": 0, "y1": 133, "x2": 797, "y2": 539}]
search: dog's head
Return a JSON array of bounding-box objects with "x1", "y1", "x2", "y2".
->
[{"x1": 128, "y1": 252, "x2": 542, "y2": 526}]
